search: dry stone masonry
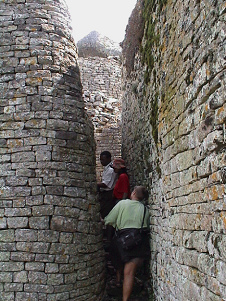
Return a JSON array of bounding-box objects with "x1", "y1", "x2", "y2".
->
[
  {"x1": 1, "y1": 0, "x2": 225, "y2": 300},
  {"x1": 0, "y1": 1, "x2": 105, "y2": 300},
  {"x1": 122, "y1": 0, "x2": 226, "y2": 300},
  {"x1": 77, "y1": 34, "x2": 122, "y2": 181}
]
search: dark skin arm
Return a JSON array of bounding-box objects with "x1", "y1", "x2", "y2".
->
[
  {"x1": 97, "y1": 182, "x2": 108, "y2": 188},
  {"x1": 97, "y1": 182, "x2": 108, "y2": 192}
]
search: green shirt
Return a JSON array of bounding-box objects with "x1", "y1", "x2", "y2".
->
[{"x1": 104, "y1": 199, "x2": 149, "y2": 230}]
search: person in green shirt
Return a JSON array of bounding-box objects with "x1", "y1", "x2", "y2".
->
[{"x1": 104, "y1": 186, "x2": 150, "y2": 301}]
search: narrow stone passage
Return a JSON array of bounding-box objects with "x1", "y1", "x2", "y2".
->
[{"x1": 0, "y1": 0, "x2": 225, "y2": 300}]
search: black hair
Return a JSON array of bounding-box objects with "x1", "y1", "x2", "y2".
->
[
  {"x1": 118, "y1": 167, "x2": 128, "y2": 176},
  {"x1": 100, "y1": 151, "x2": 111, "y2": 159}
]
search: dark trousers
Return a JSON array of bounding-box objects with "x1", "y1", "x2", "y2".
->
[
  {"x1": 99, "y1": 189, "x2": 115, "y2": 243},
  {"x1": 99, "y1": 189, "x2": 115, "y2": 219}
]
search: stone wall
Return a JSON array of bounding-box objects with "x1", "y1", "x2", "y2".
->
[
  {"x1": 122, "y1": 0, "x2": 226, "y2": 300},
  {"x1": 0, "y1": 1, "x2": 105, "y2": 300},
  {"x1": 95, "y1": 127, "x2": 121, "y2": 181},
  {"x1": 78, "y1": 56, "x2": 122, "y2": 181}
]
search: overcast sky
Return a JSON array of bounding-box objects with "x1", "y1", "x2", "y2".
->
[{"x1": 65, "y1": 0, "x2": 137, "y2": 43}]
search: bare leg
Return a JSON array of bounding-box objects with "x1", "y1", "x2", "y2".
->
[{"x1": 122, "y1": 259, "x2": 143, "y2": 301}]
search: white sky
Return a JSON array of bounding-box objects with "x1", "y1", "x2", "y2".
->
[{"x1": 65, "y1": 0, "x2": 137, "y2": 43}]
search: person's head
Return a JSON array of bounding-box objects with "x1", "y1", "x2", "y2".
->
[
  {"x1": 131, "y1": 186, "x2": 149, "y2": 201},
  {"x1": 112, "y1": 158, "x2": 126, "y2": 174},
  {"x1": 100, "y1": 151, "x2": 111, "y2": 166}
]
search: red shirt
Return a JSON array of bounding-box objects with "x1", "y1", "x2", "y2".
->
[{"x1": 113, "y1": 173, "x2": 130, "y2": 200}]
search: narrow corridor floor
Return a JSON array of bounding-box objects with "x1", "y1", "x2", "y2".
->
[{"x1": 102, "y1": 240, "x2": 149, "y2": 301}]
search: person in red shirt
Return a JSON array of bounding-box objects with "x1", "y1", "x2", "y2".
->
[{"x1": 112, "y1": 158, "x2": 130, "y2": 203}]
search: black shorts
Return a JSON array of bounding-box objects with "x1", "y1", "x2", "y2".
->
[{"x1": 110, "y1": 229, "x2": 150, "y2": 269}]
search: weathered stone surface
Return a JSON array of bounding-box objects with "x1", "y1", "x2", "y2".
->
[
  {"x1": 0, "y1": 217, "x2": 7, "y2": 229},
  {"x1": 216, "y1": 260, "x2": 226, "y2": 286},
  {"x1": 0, "y1": 1, "x2": 104, "y2": 300},
  {"x1": 0, "y1": 292, "x2": 15, "y2": 301},
  {"x1": 15, "y1": 292, "x2": 38, "y2": 301},
  {"x1": 121, "y1": 0, "x2": 226, "y2": 300}
]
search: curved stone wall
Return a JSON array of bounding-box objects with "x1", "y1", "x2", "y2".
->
[
  {"x1": 0, "y1": 1, "x2": 104, "y2": 300},
  {"x1": 122, "y1": 0, "x2": 226, "y2": 300}
]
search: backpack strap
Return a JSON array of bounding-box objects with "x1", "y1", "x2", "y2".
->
[{"x1": 141, "y1": 206, "x2": 146, "y2": 229}]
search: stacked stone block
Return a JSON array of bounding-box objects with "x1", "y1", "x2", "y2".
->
[
  {"x1": 78, "y1": 56, "x2": 122, "y2": 101},
  {"x1": 0, "y1": 1, "x2": 105, "y2": 300},
  {"x1": 78, "y1": 56, "x2": 122, "y2": 181},
  {"x1": 95, "y1": 127, "x2": 122, "y2": 182},
  {"x1": 122, "y1": 0, "x2": 225, "y2": 300}
]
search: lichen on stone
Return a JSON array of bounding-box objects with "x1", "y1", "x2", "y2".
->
[{"x1": 141, "y1": 0, "x2": 167, "y2": 84}]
